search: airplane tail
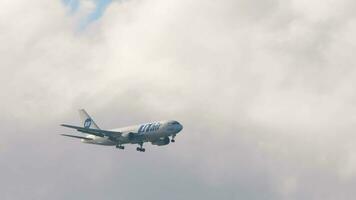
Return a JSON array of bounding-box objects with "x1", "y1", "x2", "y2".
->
[{"x1": 78, "y1": 109, "x2": 101, "y2": 130}]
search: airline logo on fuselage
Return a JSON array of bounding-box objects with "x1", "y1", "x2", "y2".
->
[
  {"x1": 84, "y1": 118, "x2": 92, "y2": 128},
  {"x1": 138, "y1": 122, "x2": 161, "y2": 133}
]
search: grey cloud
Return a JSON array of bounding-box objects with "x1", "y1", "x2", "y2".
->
[{"x1": 1, "y1": 0, "x2": 356, "y2": 199}]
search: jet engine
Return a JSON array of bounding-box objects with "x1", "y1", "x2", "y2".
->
[{"x1": 151, "y1": 137, "x2": 170, "y2": 146}]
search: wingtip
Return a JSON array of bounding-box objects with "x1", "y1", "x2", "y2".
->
[{"x1": 60, "y1": 124, "x2": 73, "y2": 128}]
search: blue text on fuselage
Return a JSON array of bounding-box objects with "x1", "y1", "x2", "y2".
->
[{"x1": 138, "y1": 123, "x2": 161, "y2": 133}]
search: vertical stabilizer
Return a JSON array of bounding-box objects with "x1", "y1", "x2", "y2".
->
[{"x1": 78, "y1": 109, "x2": 101, "y2": 129}]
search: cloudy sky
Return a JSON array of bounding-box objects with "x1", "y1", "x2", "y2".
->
[{"x1": 1, "y1": 0, "x2": 356, "y2": 199}]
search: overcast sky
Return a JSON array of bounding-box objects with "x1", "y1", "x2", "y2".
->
[{"x1": 1, "y1": 0, "x2": 356, "y2": 199}]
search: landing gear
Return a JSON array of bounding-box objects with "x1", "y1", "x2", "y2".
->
[
  {"x1": 116, "y1": 144, "x2": 125, "y2": 150},
  {"x1": 136, "y1": 143, "x2": 145, "y2": 152},
  {"x1": 171, "y1": 134, "x2": 176, "y2": 143},
  {"x1": 136, "y1": 147, "x2": 145, "y2": 152}
]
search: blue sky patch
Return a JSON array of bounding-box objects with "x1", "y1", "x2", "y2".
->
[
  {"x1": 62, "y1": 0, "x2": 114, "y2": 27},
  {"x1": 62, "y1": 0, "x2": 80, "y2": 13}
]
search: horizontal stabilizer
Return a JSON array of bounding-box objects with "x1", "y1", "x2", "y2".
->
[
  {"x1": 60, "y1": 124, "x2": 122, "y2": 140},
  {"x1": 60, "y1": 134, "x2": 93, "y2": 140}
]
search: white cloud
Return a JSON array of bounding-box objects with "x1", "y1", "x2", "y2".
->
[{"x1": 1, "y1": 0, "x2": 356, "y2": 199}]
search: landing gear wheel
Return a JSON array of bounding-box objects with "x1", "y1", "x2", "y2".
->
[
  {"x1": 136, "y1": 142, "x2": 145, "y2": 152},
  {"x1": 136, "y1": 147, "x2": 145, "y2": 152},
  {"x1": 171, "y1": 134, "x2": 176, "y2": 143}
]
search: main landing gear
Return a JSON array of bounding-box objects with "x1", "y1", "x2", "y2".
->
[
  {"x1": 136, "y1": 142, "x2": 145, "y2": 152},
  {"x1": 116, "y1": 144, "x2": 125, "y2": 150}
]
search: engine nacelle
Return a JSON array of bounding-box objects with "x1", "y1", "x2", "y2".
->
[{"x1": 151, "y1": 137, "x2": 170, "y2": 146}]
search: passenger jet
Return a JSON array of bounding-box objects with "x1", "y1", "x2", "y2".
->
[{"x1": 61, "y1": 109, "x2": 183, "y2": 152}]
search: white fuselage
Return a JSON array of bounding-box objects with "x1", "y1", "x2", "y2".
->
[{"x1": 82, "y1": 120, "x2": 183, "y2": 146}]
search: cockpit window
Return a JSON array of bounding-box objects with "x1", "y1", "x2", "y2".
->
[{"x1": 170, "y1": 121, "x2": 179, "y2": 125}]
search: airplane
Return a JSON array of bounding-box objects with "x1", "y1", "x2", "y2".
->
[{"x1": 60, "y1": 109, "x2": 183, "y2": 152}]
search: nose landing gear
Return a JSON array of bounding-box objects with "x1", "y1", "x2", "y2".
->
[
  {"x1": 116, "y1": 144, "x2": 125, "y2": 150},
  {"x1": 171, "y1": 134, "x2": 176, "y2": 143}
]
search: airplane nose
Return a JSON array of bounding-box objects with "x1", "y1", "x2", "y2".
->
[{"x1": 177, "y1": 124, "x2": 183, "y2": 132}]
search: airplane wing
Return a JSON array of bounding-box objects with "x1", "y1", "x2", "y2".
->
[
  {"x1": 61, "y1": 124, "x2": 122, "y2": 140},
  {"x1": 60, "y1": 134, "x2": 93, "y2": 140}
]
